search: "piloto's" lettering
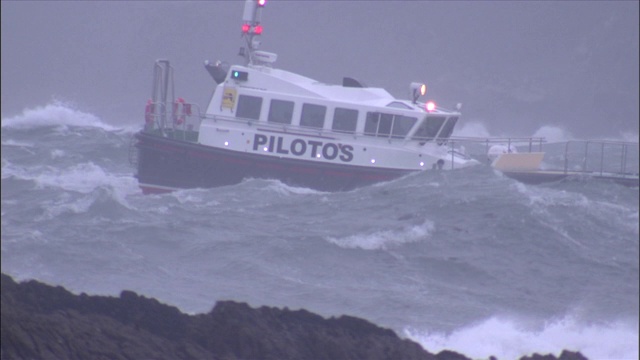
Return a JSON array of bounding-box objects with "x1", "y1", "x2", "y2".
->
[{"x1": 253, "y1": 134, "x2": 353, "y2": 162}]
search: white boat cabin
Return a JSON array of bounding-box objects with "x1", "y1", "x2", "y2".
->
[{"x1": 204, "y1": 62, "x2": 460, "y2": 146}]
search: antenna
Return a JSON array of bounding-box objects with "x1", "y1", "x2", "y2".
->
[{"x1": 240, "y1": 0, "x2": 267, "y2": 65}]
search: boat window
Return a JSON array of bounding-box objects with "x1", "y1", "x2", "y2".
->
[
  {"x1": 364, "y1": 112, "x2": 380, "y2": 136},
  {"x1": 377, "y1": 113, "x2": 393, "y2": 137},
  {"x1": 300, "y1": 103, "x2": 326, "y2": 129},
  {"x1": 412, "y1": 116, "x2": 446, "y2": 141},
  {"x1": 365, "y1": 112, "x2": 417, "y2": 139},
  {"x1": 236, "y1": 95, "x2": 263, "y2": 120},
  {"x1": 437, "y1": 116, "x2": 458, "y2": 139},
  {"x1": 332, "y1": 108, "x2": 358, "y2": 133},
  {"x1": 386, "y1": 101, "x2": 413, "y2": 110},
  {"x1": 268, "y1": 99, "x2": 294, "y2": 124},
  {"x1": 391, "y1": 115, "x2": 417, "y2": 138}
]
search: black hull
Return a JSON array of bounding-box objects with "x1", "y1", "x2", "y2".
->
[{"x1": 134, "y1": 131, "x2": 414, "y2": 193}]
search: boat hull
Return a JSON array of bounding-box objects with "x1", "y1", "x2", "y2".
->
[{"x1": 134, "y1": 131, "x2": 416, "y2": 193}]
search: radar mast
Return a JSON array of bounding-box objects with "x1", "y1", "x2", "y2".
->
[{"x1": 240, "y1": 0, "x2": 266, "y2": 66}]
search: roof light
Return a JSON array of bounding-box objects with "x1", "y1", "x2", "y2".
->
[
  {"x1": 257, "y1": 0, "x2": 266, "y2": 7},
  {"x1": 425, "y1": 101, "x2": 436, "y2": 112}
]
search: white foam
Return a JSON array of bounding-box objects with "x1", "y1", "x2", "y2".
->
[
  {"x1": 1, "y1": 139, "x2": 35, "y2": 148},
  {"x1": 513, "y1": 182, "x2": 589, "y2": 209},
  {"x1": 513, "y1": 182, "x2": 639, "y2": 236},
  {"x1": 2, "y1": 160, "x2": 138, "y2": 208},
  {"x1": 326, "y1": 221, "x2": 434, "y2": 250},
  {"x1": 404, "y1": 316, "x2": 639, "y2": 360},
  {"x1": 453, "y1": 121, "x2": 492, "y2": 138},
  {"x1": 532, "y1": 125, "x2": 573, "y2": 143},
  {"x1": 1, "y1": 101, "x2": 117, "y2": 131},
  {"x1": 39, "y1": 194, "x2": 96, "y2": 220},
  {"x1": 265, "y1": 179, "x2": 327, "y2": 196}
]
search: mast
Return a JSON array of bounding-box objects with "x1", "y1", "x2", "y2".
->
[{"x1": 240, "y1": 0, "x2": 266, "y2": 66}]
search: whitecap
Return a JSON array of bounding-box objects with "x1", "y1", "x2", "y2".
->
[{"x1": 326, "y1": 221, "x2": 434, "y2": 250}]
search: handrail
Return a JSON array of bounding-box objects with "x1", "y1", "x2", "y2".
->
[
  {"x1": 187, "y1": 113, "x2": 548, "y2": 149},
  {"x1": 561, "y1": 140, "x2": 639, "y2": 178}
]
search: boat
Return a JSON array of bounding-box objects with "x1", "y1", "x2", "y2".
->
[{"x1": 132, "y1": 0, "x2": 478, "y2": 194}]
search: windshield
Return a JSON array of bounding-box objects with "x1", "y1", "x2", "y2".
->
[
  {"x1": 411, "y1": 116, "x2": 446, "y2": 141},
  {"x1": 437, "y1": 116, "x2": 458, "y2": 140}
]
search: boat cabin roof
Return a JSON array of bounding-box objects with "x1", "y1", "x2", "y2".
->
[{"x1": 228, "y1": 64, "x2": 439, "y2": 113}]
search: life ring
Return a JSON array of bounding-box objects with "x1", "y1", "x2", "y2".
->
[
  {"x1": 173, "y1": 98, "x2": 186, "y2": 125},
  {"x1": 145, "y1": 99, "x2": 154, "y2": 124}
]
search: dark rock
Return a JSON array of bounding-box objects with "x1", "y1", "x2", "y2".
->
[
  {"x1": 520, "y1": 350, "x2": 589, "y2": 360},
  {"x1": 0, "y1": 273, "x2": 590, "y2": 360},
  {"x1": 1, "y1": 273, "x2": 440, "y2": 360},
  {"x1": 436, "y1": 349, "x2": 472, "y2": 360}
]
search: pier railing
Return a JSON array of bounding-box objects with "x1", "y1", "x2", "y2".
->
[{"x1": 558, "y1": 140, "x2": 639, "y2": 178}]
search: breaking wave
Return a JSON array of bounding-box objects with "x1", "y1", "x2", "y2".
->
[
  {"x1": 404, "y1": 315, "x2": 639, "y2": 360},
  {"x1": 1, "y1": 101, "x2": 131, "y2": 132}
]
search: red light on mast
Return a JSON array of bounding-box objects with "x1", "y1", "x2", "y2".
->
[
  {"x1": 242, "y1": 23, "x2": 250, "y2": 33},
  {"x1": 257, "y1": 0, "x2": 266, "y2": 6},
  {"x1": 253, "y1": 25, "x2": 263, "y2": 34}
]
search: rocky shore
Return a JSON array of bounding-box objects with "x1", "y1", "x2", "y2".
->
[{"x1": 1, "y1": 273, "x2": 587, "y2": 360}]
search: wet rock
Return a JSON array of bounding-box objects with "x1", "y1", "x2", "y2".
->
[{"x1": 1, "y1": 273, "x2": 588, "y2": 360}]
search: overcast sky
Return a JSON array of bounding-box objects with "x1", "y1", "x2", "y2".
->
[{"x1": 2, "y1": 1, "x2": 638, "y2": 138}]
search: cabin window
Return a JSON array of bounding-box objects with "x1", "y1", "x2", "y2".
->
[
  {"x1": 268, "y1": 99, "x2": 294, "y2": 124},
  {"x1": 332, "y1": 108, "x2": 358, "y2": 133},
  {"x1": 391, "y1": 115, "x2": 417, "y2": 138},
  {"x1": 300, "y1": 103, "x2": 326, "y2": 129},
  {"x1": 412, "y1": 116, "x2": 446, "y2": 141},
  {"x1": 365, "y1": 112, "x2": 417, "y2": 139},
  {"x1": 236, "y1": 95, "x2": 263, "y2": 120},
  {"x1": 437, "y1": 116, "x2": 458, "y2": 139},
  {"x1": 364, "y1": 113, "x2": 379, "y2": 136},
  {"x1": 377, "y1": 113, "x2": 393, "y2": 137}
]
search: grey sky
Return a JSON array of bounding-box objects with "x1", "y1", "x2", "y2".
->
[{"x1": 2, "y1": 1, "x2": 638, "y2": 138}]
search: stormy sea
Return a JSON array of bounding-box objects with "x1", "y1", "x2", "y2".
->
[{"x1": 1, "y1": 103, "x2": 638, "y2": 359}]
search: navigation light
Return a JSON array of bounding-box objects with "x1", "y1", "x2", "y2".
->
[
  {"x1": 231, "y1": 70, "x2": 249, "y2": 81},
  {"x1": 253, "y1": 25, "x2": 263, "y2": 35},
  {"x1": 425, "y1": 101, "x2": 436, "y2": 112},
  {"x1": 242, "y1": 24, "x2": 250, "y2": 33},
  {"x1": 257, "y1": 0, "x2": 266, "y2": 6}
]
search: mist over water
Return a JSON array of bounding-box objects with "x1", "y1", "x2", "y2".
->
[{"x1": 2, "y1": 104, "x2": 639, "y2": 359}]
